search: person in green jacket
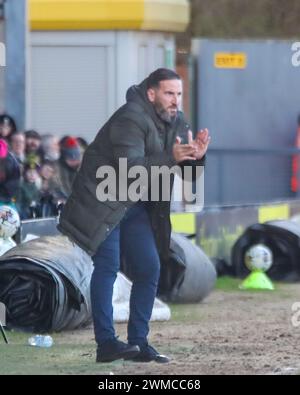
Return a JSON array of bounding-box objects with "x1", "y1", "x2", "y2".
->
[
  {"x1": 17, "y1": 163, "x2": 41, "y2": 219},
  {"x1": 58, "y1": 68, "x2": 210, "y2": 363}
]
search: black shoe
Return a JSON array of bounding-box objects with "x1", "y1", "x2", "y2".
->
[
  {"x1": 96, "y1": 339, "x2": 140, "y2": 363},
  {"x1": 125, "y1": 344, "x2": 170, "y2": 363}
]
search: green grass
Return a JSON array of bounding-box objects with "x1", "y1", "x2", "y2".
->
[
  {"x1": 215, "y1": 276, "x2": 290, "y2": 295},
  {"x1": 216, "y1": 276, "x2": 242, "y2": 291},
  {"x1": 0, "y1": 306, "x2": 202, "y2": 374},
  {"x1": 169, "y1": 303, "x2": 205, "y2": 322},
  {"x1": 169, "y1": 276, "x2": 292, "y2": 323},
  {"x1": 0, "y1": 331, "x2": 121, "y2": 375}
]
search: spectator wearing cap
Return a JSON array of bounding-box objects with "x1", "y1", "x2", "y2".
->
[
  {"x1": 0, "y1": 138, "x2": 21, "y2": 204},
  {"x1": 17, "y1": 163, "x2": 41, "y2": 219},
  {"x1": 0, "y1": 114, "x2": 17, "y2": 142},
  {"x1": 55, "y1": 136, "x2": 82, "y2": 197},
  {"x1": 25, "y1": 130, "x2": 43, "y2": 166}
]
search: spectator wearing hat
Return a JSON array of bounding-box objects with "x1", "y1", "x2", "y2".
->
[
  {"x1": 0, "y1": 114, "x2": 17, "y2": 143},
  {"x1": 0, "y1": 139, "x2": 21, "y2": 204},
  {"x1": 56, "y1": 136, "x2": 82, "y2": 197}
]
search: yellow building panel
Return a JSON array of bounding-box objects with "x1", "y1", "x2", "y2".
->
[
  {"x1": 170, "y1": 213, "x2": 196, "y2": 235},
  {"x1": 258, "y1": 204, "x2": 290, "y2": 223},
  {"x1": 30, "y1": 0, "x2": 144, "y2": 30},
  {"x1": 143, "y1": 0, "x2": 190, "y2": 32},
  {"x1": 29, "y1": 0, "x2": 190, "y2": 32}
]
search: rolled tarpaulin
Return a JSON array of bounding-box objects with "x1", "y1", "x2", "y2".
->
[
  {"x1": 231, "y1": 220, "x2": 300, "y2": 282},
  {"x1": 158, "y1": 233, "x2": 217, "y2": 303},
  {"x1": 0, "y1": 232, "x2": 216, "y2": 332},
  {"x1": 0, "y1": 235, "x2": 93, "y2": 332},
  {"x1": 0, "y1": 235, "x2": 171, "y2": 332}
]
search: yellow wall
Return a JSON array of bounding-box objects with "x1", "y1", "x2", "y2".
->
[
  {"x1": 143, "y1": 0, "x2": 190, "y2": 32},
  {"x1": 30, "y1": 0, "x2": 190, "y2": 32}
]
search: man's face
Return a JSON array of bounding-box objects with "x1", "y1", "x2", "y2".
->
[
  {"x1": 26, "y1": 137, "x2": 41, "y2": 152},
  {"x1": 41, "y1": 164, "x2": 54, "y2": 180},
  {"x1": 11, "y1": 134, "x2": 25, "y2": 155},
  {"x1": 25, "y1": 169, "x2": 39, "y2": 184},
  {"x1": 147, "y1": 79, "x2": 182, "y2": 122},
  {"x1": 0, "y1": 124, "x2": 12, "y2": 137},
  {"x1": 65, "y1": 158, "x2": 81, "y2": 169}
]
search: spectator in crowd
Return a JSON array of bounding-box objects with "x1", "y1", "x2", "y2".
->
[
  {"x1": 25, "y1": 130, "x2": 43, "y2": 166},
  {"x1": 0, "y1": 114, "x2": 17, "y2": 142},
  {"x1": 40, "y1": 160, "x2": 56, "y2": 191},
  {"x1": 59, "y1": 135, "x2": 69, "y2": 149},
  {"x1": 56, "y1": 136, "x2": 81, "y2": 197},
  {"x1": 17, "y1": 163, "x2": 41, "y2": 219},
  {"x1": 0, "y1": 139, "x2": 21, "y2": 204},
  {"x1": 40, "y1": 160, "x2": 65, "y2": 200},
  {"x1": 0, "y1": 128, "x2": 87, "y2": 217},
  {"x1": 10, "y1": 132, "x2": 26, "y2": 168},
  {"x1": 77, "y1": 137, "x2": 89, "y2": 154},
  {"x1": 39, "y1": 161, "x2": 66, "y2": 216},
  {"x1": 41, "y1": 134, "x2": 60, "y2": 162}
]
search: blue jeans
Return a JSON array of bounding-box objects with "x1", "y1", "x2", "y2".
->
[{"x1": 91, "y1": 202, "x2": 160, "y2": 347}]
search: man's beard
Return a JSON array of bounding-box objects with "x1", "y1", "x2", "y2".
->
[{"x1": 154, "y1": 102, "x2": 177, "y2": 123}]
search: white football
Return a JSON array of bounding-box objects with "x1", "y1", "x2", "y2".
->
[
  {"x1": 0, "y1": 205, "x2": 20, "y2": 239},
  {"x1": 244, "y1": 244, "x2": 273, "y2": 272}
]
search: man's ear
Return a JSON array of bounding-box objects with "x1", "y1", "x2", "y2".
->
[{"x1": 147, "y1": 88, "x2": 155, "y2": 103}]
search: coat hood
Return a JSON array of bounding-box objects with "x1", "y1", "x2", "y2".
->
[{"x1": 126, "y1": 79, "x2": 173, "y2": 127}]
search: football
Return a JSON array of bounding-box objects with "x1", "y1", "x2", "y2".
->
[
  {"x1": 0, "y1": 205, "x2": 21, "y2": 239},
  {"x1": 244, "y1": 244, "x2": 273, "y2": 272}
]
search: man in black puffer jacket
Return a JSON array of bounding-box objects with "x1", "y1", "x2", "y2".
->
[{"x1": 58, "y1": 68, "x2": 210, "y2": 363}]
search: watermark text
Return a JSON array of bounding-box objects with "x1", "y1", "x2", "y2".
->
[
  {"x1": 291, "y1": 302, "x2": 300, "y2": 327},
  {"x1": 95, "y1": 158, "x2": 204, "y2": 210},
  {"x1": 0, "y1": 42, "x2": 5, "y2": 67},
  {"x1": 291, "y1": 42, "x2": 300, "y2": 67},
  {"x1": 0, "y1": 302, "x2": 6, "y2": 326}
]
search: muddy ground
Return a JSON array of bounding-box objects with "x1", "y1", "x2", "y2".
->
[
  {"x1": 2, "y1": 281, "x2": 300, "y2": 375},
  {"x1": 57, "y1": 282, "x2": 300, "y2": 375}
]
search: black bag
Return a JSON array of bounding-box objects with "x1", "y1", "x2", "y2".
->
[{"x1": 231, "y1": 220, "x2": 300, "y2": 282}]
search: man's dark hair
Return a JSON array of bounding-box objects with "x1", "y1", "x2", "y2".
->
[
  {"x1": 0, "y1": 113, "x2": 17, "y2": 133},
  {"x1": 25, "y1": 129, "x2": 41, "y2": 140},
  {"x1": 147, "y1": 68, "x2": 181, "y2": 89}
]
